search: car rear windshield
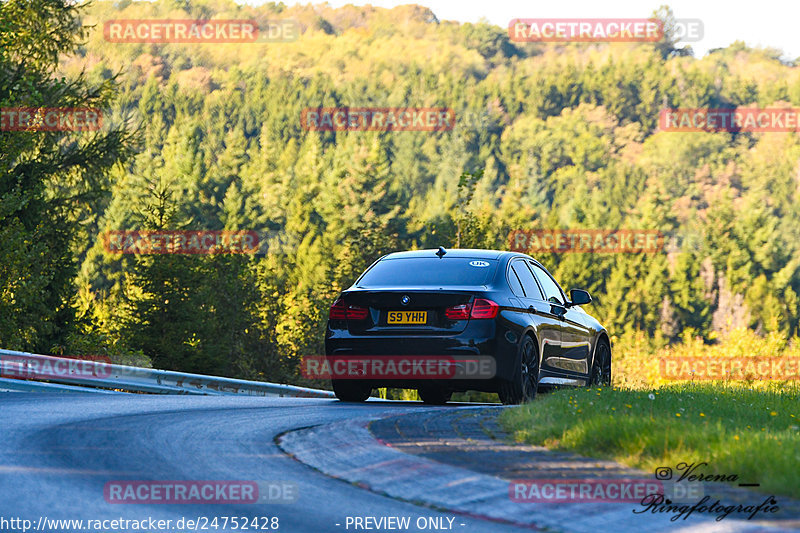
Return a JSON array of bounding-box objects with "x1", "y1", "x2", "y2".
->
[{"x1": 356, "y1": 257, "x2": 497, "y2": 287}]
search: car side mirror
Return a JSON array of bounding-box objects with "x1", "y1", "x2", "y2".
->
[{"x1": 568, "y1": 289, "x2": 592, "y2": 307}]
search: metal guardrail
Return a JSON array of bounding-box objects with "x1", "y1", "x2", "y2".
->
[
  {"x1": 0, "y1": 376, "x2": 123, "y2": 393},
  {"x1": 0, "y1": 349, "x2": 335, "y2": 398}
]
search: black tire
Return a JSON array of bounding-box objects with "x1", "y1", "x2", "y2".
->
[
  {"x1": 588, "y1": 339, "x2": 612, "y2": 387},
  {"x1": 417, "y1": 386, "x2": 452, "y2": 405},
  {"x1": 332, "y1": 379, "x2": 371, "y2": 402},
  {"x1": 499, "y1": 335, "x2": 539, "y2": 405}
]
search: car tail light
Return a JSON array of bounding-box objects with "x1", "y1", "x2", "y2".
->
[
  {"x1": 346, "y1": 304, "x2": 368, "y2": 320},
  {"x1": 470, "y1": 299, "x2": 499, "y2": 319},
  {"x1": 445, "y1": 303, "x2": 471, "y2": 320},
  {"x1": 330, "y1": 299, "x2": 347, "y2": 320},
  {"x1": 329, "y1": 299, "x2": 368, "y2": 321}
]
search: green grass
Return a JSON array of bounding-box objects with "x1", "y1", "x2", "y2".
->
[{"x1": 499, "y1": 384, "x2": 800, "y2": 498}]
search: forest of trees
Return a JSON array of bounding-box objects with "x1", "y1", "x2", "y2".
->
[{"x1": 2, "y1": 0, "x2": 800, "y2": 386}]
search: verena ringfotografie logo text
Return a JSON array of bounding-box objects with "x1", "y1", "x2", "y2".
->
[
  {"x1": 660, "y1": 108, "x2": 800, "y2": 132},
  {"x1": 104, "y1": 230, "x2": 259, "y2": 255},
  {"x1": 1, "y1": 107, "x2": 102, "y2": 131},
  {"x1": 301, "y1": 107, "x2": 455, "y2": 132},
  {"x1": 0, "y1": 354, "x2": 112, "y2": 380},
  {"x1": 509, "y1": 229, "x2": 664, "y2": 254},
  {"x1": 302, "y1": 355, "x2": 496, "y2": 380},
  {"x1": 103, "y1": 19, "x2": 298, "y2": 43}
]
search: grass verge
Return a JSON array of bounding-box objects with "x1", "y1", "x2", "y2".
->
[{"x1": 499, "y1": 384, "x2": 800, "y2": 499}]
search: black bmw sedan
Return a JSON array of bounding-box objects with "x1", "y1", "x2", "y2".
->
[{"x1": 324, "y1": 248, "x2": 611, "y2": 404}]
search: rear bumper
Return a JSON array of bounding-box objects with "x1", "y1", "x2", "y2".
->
[{"x1": 324, "y1": 318, "x2": 520, "y2": 387}]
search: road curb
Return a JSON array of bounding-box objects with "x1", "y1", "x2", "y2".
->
[{"x1": 277, "y1": 407, "x2": 795, "y2": 533}]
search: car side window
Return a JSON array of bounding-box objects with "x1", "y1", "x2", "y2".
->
[
  {"x1": 529, "y1": 262, "x2": 565, "y2": 305},
  {"x1": 511, "y1": 260, "x2": 544, "y2": 299},
  {"x1": 507, "y1": 264, "x2": 525, "y2": 297}
]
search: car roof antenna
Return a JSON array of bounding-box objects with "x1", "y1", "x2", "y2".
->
[{"x1": 436, "y1": 246, "x2": 447, "y2": 258}]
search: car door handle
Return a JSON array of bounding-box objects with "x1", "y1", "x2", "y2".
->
[{"x1": 528, "y1": 305, "x2": 537, "y2": 314}]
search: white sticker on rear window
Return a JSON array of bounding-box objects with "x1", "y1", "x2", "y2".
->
[{"x1": 469, "y1": 260, "x2": 490, "y2": 267}]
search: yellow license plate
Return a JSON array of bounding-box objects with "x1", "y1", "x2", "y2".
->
[{"x1": 387, "y1": 310, "x2": 427, "y2": 324}]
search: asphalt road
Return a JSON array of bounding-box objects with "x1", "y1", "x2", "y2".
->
[{"x1": 0, "y1": 394, "x2": 528, "y2": 533}]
